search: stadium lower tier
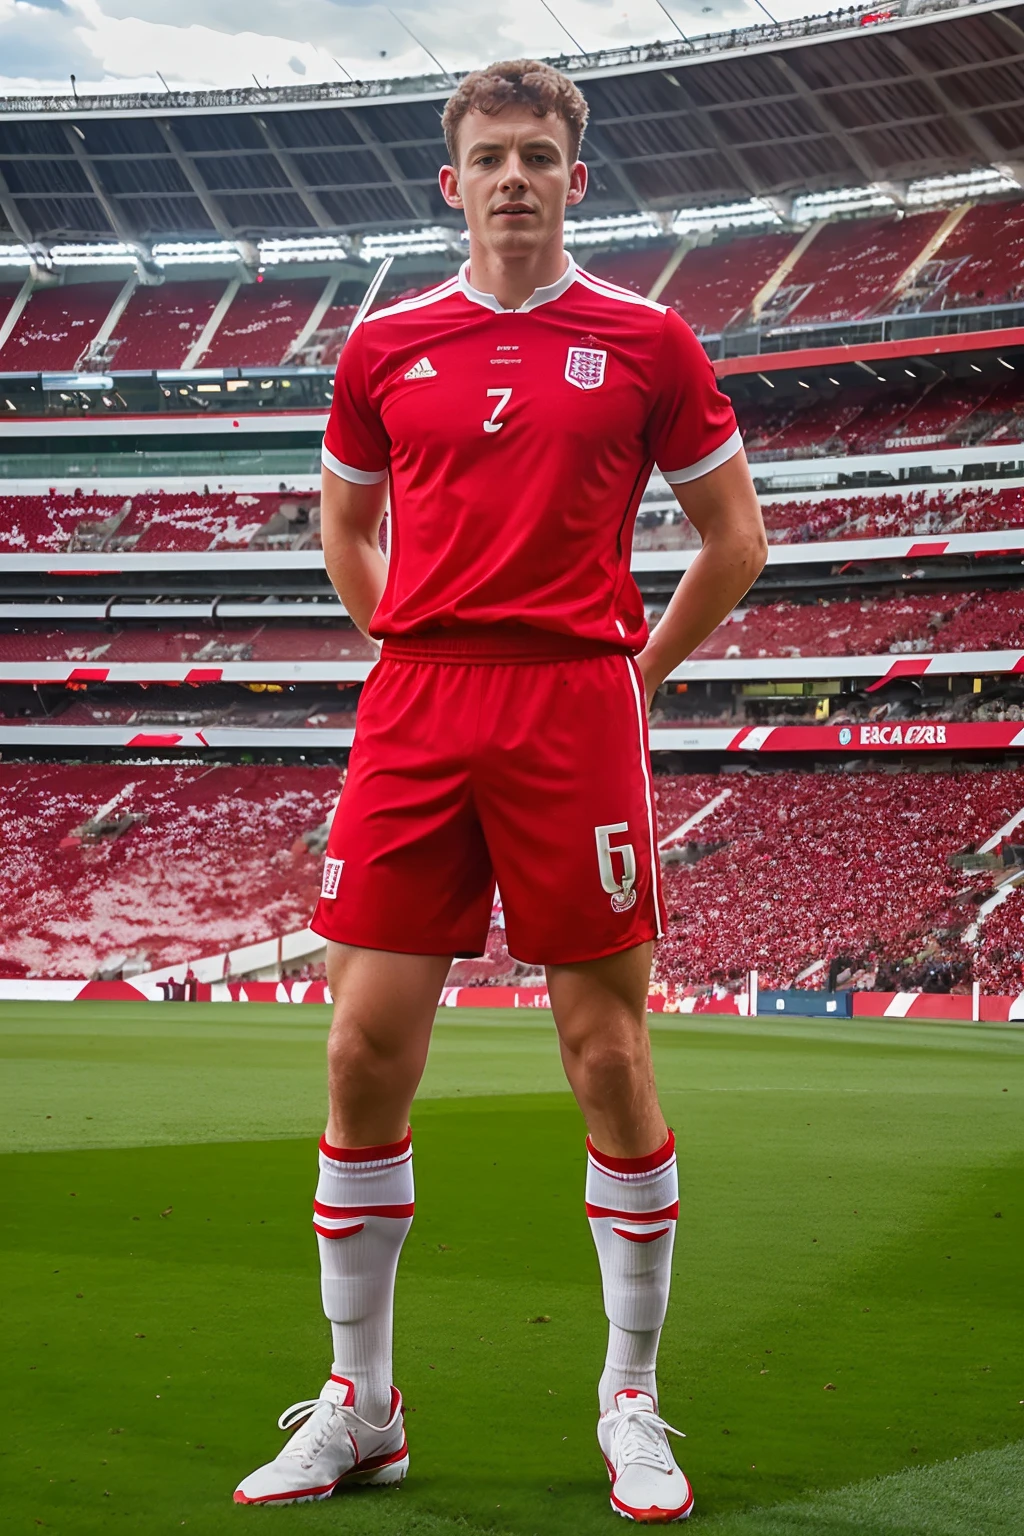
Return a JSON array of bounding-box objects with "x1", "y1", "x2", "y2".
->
[{"x1": 2, "y1": 763, "x2": 1023, "y2": 997}]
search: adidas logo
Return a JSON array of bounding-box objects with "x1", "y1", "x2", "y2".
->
[{"x1": 404, "y1": 356, "x2": 437, "y2": 380}]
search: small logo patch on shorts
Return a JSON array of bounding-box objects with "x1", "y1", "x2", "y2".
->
[
  {"x1": 321, "y1": 857, "x2": 344, "y2": 899},
  {"x1": 610, "y1": 888, "x2": 637, "y2": 914}
]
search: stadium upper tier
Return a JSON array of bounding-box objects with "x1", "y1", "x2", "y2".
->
[
  {"x1": 2, "y1": 195, "x2": 1024, "y2": 384},
  {"x1": 0, "y1": 0, "x2": 1021, "y2": 241}
]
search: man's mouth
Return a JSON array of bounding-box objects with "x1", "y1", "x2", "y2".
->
[{"x1": 493, "y1": 204, "x2": 534, "y2": 218}]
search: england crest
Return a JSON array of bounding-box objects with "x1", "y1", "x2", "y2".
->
[{"x1": 565, "y1": 346, "x2": 607, "y2": 391}]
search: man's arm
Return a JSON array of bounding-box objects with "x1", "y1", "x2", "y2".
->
[
  {"x1": 320, "y1": 465, "x2": 390, "y2": 638},
  {"x1": 635, "y1": 448, "x2": 768, "y2": 706}
]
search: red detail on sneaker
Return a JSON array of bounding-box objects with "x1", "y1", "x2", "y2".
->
[
  {"x1": 609, "y1": 1482, "x2": 694, "y2": 1522},
  {"x1": 612, "y1": 1225, "x2": 672, "y2": 1244},
  {"x1": 329, "y1": 1375, "x2": 357, "y2": 1404},
  {"x1": 586, "y1": 1201, "x2": 679, "y2": 1222},
  {"x1": 234, "y1": 1478, "x2": 340, "y2": 1504},
  {"x1": 319, "y1": 1129, "x2": 412, "y2": 1162},
  {"x1": 313, "y1": 1199, "x2": 415, "y2": 1219},
  {"x1": 313, "y1": 1221, "x2": 365, "y2": 1239},
  {"x1": 586, "y1": 1130, "x2": 675, "y2": 1174}
]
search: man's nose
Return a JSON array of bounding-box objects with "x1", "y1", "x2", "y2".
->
[{"x1": 499, "y1": 157, "x2": 529, "y2": 190}]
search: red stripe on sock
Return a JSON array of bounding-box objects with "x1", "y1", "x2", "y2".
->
[
  {"x1": 313, "y1": 1200, "x2": 415, "y2": 1219},
  {"x1": 586, "y1": 1129, "x2": 675, "y2": 1174},
  {"x1": 585, "y1": 1201, "x2": 679, "y2": 1222},
  {"x1": 312, "y1": 1220, "x2": 365, "y2": 1239},
  {"x1": 319, "y1": 1128, "x2": 411, "y2": 1162},
  {"x1": 612, "y1": 1225, "x2": 672, "y2": 1243}
]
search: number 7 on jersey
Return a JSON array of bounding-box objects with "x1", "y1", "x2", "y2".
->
[{"x1": 484, "y1": 388, "x2": 512, "y2": 434}]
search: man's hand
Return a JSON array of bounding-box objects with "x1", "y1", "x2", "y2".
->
[{"x1": 636, "y1": 447, "x2": 767, "y2": 706}]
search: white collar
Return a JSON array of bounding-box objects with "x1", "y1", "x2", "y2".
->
[{"x1": 457, "y1": 253, "x2": 578, "y2": 314}]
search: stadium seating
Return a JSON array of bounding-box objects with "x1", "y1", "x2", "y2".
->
[
  {"x1": 659, "y1": 232, "x2": 798, "y2": 335},
  {"x1": 0, "y1": 490, "x2": 310, "y2": 553},
  {"x1": 781, "y1": 212, "x2": 946, "y2": 326},
  {"x1": 653, "y1": 768, "x2": 1018, "y2": 991},
  {"x1": 198, "y1": 278, "x2": 324, "y2": 368},
  {"x1": 0, "y1": 623, "x2": 377, "y2": 664},
  {"x1": 920, "y1": 199, "x2": 1024, "y2": 311},
  {"x1": 581, "y1": 245, "x2": 676, "y2": 297},
  {"x1": 0, "y1": 283, "x2": 123, "y2": 370},
  {"x1": 0, "y1": 762, "x2": 341, "y2": 978},
  {"x1": 108, "y1": 281, "x2": 227, "y2": 370}
]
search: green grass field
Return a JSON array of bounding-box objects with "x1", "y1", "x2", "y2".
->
[{"x1": 1, "y1": 1000, "x2": 1021, "y2": 1536}]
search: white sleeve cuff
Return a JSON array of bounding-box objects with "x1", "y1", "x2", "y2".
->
[
  {"x1": 660, "y1": 427, "x2": 743, "y2": 485},
  {"x1": 322, "y1": 444, "x2": 388, "y2": 485}
]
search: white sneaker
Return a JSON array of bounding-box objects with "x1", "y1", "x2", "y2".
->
[
  {"x1": 597, "y1": 1388, "x2": 693, "y2": 1523},
  {"x1": 233, "y1": 1376, "x2": 408, "y2": 1506}
]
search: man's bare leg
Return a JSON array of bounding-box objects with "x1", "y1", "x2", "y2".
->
[
  {"x1": 546, "y1": 941, "x2": 666, "y2": 1157},
  {"x1": 318, "y1": 944, "x2": 451, "y2": 1420},
  {"x1": 325, "y1": 942, "x2": 451, "y2": 1145},
  {"x1": 547, "y1": 942, "x2": 679, "y2": 1425},
  {"x1": 234, "y1": 944, "x2": 451, "y2": 1503}
]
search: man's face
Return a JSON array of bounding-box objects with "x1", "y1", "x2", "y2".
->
[{"x1": 439, "y1": 104, "x2": 586, "y2": 255}]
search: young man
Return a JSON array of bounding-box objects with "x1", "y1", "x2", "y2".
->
[{"x1": 235, "y1": 59, "x2": 766, "y2": 1522}]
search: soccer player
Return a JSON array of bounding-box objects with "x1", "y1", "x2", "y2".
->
[{"x1": 235, "y1": 58, "x2": 766, "y2": 1521}]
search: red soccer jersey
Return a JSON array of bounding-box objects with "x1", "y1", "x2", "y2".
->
[{"x1": 322, "y1": 255, "x2": 740, "y2": 652}]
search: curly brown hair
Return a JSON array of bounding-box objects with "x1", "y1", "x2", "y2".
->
[{"x1": 442, "y1": 58, "x2": 590, "y2": 164}]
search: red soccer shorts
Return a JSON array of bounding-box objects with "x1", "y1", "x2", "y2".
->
[{"x1": 310, "y1": 634, "x2": 664, "y2": 966}]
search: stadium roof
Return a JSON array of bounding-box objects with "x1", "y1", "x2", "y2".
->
[{"x1": 0, "y1": 0, "x2": 1022, "y2": 247}]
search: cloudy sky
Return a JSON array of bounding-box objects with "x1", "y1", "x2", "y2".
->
[{"x1": 1, "y1": 0, "x2": 828, "y2": 96}]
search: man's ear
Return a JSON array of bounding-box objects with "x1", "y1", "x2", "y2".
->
[
  {"x1": 439, "y1": 165, "x2": 463, "y2": 209},
  {"x1": 566, "y1": 160, "x2": 588, "y2": 208}
]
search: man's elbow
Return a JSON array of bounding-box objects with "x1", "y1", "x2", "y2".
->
[{"x1": 745, "y1": 525, "x2": 769, "y2": 574}]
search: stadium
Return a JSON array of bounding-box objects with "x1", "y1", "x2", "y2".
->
[{"x1": 1, "y1": 0, "x2": 1022, "y2": 1531}]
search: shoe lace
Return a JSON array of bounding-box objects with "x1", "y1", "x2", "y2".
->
[
  {"x1": 611, "y1": 1406, "x2": 686, "y2": 1473},
  {"x1": 276, "y1": 1398, "x2": 351, "y2": 1470}
]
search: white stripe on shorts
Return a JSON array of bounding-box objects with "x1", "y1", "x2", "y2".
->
[{"x1": 624, "y1": 657, "x2": 664, "y2": 939}]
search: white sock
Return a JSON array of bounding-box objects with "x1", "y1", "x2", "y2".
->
[
  {"x1": 585, "y1": 1130, "x2": 678, "y2": 1414},
  {"x1": 314, "y1": 1128, "x2": 414, "y2": 1426}
]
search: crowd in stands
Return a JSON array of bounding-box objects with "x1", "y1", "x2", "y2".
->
[
  {"x1": 737, "y1": 380, "x2": 1024, "y2": 459},
  {"x1": 0, "y1": 623, "x2": 375, "y2": 665},
  {"x1": 0, "y1": 284, "x2": 123, "y2": 371},
  {"x1": 0, "y1": 762, "x2": 341, "y2": 979},
  {"x1": 653, "y1": 768, "x2": 1021, "y2": 992},
  {"x1": 636, "y1": 485, "x2": 1024, "y2": 550},
  {"x1": 4, "y1": 763, "x2": 1022, "y2": 996},
  {"x1": 691, "y1": 589, "x2": 1024, "y2": 660},
  {"x1": 776, "y1": 211, "x2": 946, "y2": 327},
  {"x1": 107, "y1": 281, "x2": 224, "y2": 370},
  {"x1": 7, "y1": 481, "x2": 1024, "y2": 558},
  {"x1": 918, "y1": 199, "x2": 1024, "y2": 311},
  {"x1": 0, "y1": 489, "x2": 319, "y2": 554},
  {"x1": 8, "y1": 588, "x2": 1024, "y2": 667}
]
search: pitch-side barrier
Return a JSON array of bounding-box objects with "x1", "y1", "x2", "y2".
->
[{"x1": 1, "y1": 978, "x2": 1022, "y2": 1022}]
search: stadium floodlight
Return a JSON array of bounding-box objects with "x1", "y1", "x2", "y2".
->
[
  {"x1": 0, "y1": 245, "x2": 33, "y2": 267},
  {"x1": 757, "y1": 373, "x2": 775, "y2": 388},
  {"x1": 564, "y1": 212, "x2": 663, "y2": 245},
  {"x1": 360, "y1": 227, "x2": 460, "y2": 258},
  {"x1": 671, "y1": 200, "x2": 779, "y2": 234},
  {"x1": 907, "y1": 167, "x2": 1019, "y2": 205},
  {"x1": 151, "y1": 240, "x2": 243, "y2": 265},
  {"x1": 261, "y1": 237, "x2": 353, "y2": 265},
  {"x1": 998, "y1": 358, "x2": 1015, "y2": 370}
]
